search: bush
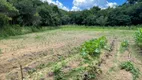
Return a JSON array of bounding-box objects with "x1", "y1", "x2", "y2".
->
[
  {"x1": 0, "y1": 14, "x2": 10, "y2": 28},
  {"x1": 135, "y1": 29, "x2": 142, "y2": 48},
  {"x1": 0, "y1": 25, "x2": 22, "y2": 38},
  {"x1": 81, "y1": 36, "x2": 107, "y2": 60}
]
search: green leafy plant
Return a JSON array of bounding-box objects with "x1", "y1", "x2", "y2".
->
[
  {"x1": 120, "y1": 40, "x2": 129, "y2": 53},
  {"x1": 81, "y1": 36, "x2": 107, "y2": 61},
  {"x1": 0, "y1": 25, "x2": 22, "y2": 38},
  {"x1": 121, "y1": 40, "x2": 129, "y2": 48},
  {"x1": 120, "y1": 61, "x2": 140, "y2": 80},
  {"x1": 135, "y1": 29, "x2": 142, "y2": 48}
]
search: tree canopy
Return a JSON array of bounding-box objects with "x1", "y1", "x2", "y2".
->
[{"x1": 0, "y1": 0, "x2": 142, "y2": 27}]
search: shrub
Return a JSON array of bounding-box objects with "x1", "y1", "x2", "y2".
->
[
  {"x1": 0, "y1": 14, "x2": 10, "y2": 28},
  {"x1": 135, "y1": 29, "x2": 142, "y2": 48},
  {"x1": 120, "y1": 61, "x2": 140, "y2": 80},
  {"x1": 81, "y1": 36, "x2": 107, "y2": 61},
  {"x1": 0, "y1": 25, "x2": 22, "y2": 38}
]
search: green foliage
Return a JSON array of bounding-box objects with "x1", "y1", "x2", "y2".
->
[
  {"x1": 120, "y1": 40, "x2": 129, "y2": 53},
  {"x1": 96, "y1": 16, "x2": 108, "y2": 26},
  {"x1": 107, "y1": 10, "x2": 132, "y2": 26},
  {"x1": 12, "y1": 0, "x2": 40, "y2": 26},
  {"x1": 1, "y1": 0, "x2": 142, "y2": 39},
  {"x1": 135, "y1": 29, "x2": 142, "y2": 48},
  {"x1": 127, "y1": 0, "x2": 140, "y2": 4},
  {"x1": 81, "y1": 36, "x2": 107, "y2": 61},
  {"x1": 0, "y1": 0, "x2": 17, "y2": 12},
  {"x1": 53, "y1": 61, "x2": 66, "y2": 80},
  {"x1": 120, "y1": 61, "x2": 140, "y2": 80},
  {"x1": 0, "y1": 14, "x2": 10, "y2": 27},
  {"x1": 0, "y1": 0, "x2": 18, "y2": 28},
  {"x1": 121, "y1": 40, "x2": 129, "y2": 48},
  {"x1": 0, "y1": 25, "x2": 22, "y2": 38}
]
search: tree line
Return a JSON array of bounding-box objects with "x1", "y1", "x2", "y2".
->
[{"x1": 0, "y1": 0, "x2": 142, "y2": 29}]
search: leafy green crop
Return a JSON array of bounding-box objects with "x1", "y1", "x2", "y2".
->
[
  {"x1": 135, "y1": 29, "x2": 142, "y2": 48},
  {"x1": 81, "y1": 36, "x2": 107, "y2": 61},
  {"x1": 121, "y1": 40, "x2": 129, "y2": 48},
  {"x1": 120, "y1": 61, "x2": 140, "y2": 80},
  {"x1": 120, "y1": 40, "x2": 129, "y2": 53}
]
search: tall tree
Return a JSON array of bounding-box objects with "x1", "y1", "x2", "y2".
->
[{"x1": 0, "y1": 0, "x2": 17, "y2": 27}]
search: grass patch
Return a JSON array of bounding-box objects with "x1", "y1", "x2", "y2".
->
[
  {"x1": 120, "y1": 61, "x2": 140, "y2": 80},
  {"x1": 60, "y1": 25, "x2": 140, "y2": 31}
]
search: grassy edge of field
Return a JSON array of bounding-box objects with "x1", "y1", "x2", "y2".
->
[{"x1": 0, "y1": 25, "x2": 141, "y2": 40}]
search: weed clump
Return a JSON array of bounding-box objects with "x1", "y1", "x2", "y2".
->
[
  {"x1": 120, "y1": 61, "x2": 140, "y2": 80},
  {"x1": 53, "y1": 61, "x2": 66, "y2": 80}
]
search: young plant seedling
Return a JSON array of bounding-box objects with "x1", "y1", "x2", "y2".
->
[{"x1": 120, "y1": 40, "x2": 129, "y2": 53}]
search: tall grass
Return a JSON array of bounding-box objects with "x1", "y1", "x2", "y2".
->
[
  {"x1": 0, "y1": 25, "x2": 59, "y2": 39},
  {"x1": 0, "y1": 25, "x2": 22, "y2": 38},
  {"x1": 0, "y1": 25, "x2": 141, "y2": 39}
]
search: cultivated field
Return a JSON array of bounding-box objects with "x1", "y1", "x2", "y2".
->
[{"x1": 0, "y1": 26, "x2": 142, "y2": 80}]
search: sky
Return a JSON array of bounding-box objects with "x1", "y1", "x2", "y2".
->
[{"x1": 42, "y1": 0, "x2": 127, "y2": 11}]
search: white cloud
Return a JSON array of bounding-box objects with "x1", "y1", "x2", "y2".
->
[
  {"x1": 41, "y1": 0, "x2": 69, "y2": 11},
  {"x1": 71, "y1": 0, "x2": 117, "y2": 11},
  {"x1": 106, "y1": 2, "x2": 117, "y2": 8}
]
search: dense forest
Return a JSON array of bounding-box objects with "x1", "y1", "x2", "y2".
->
[{"x1": 0, "y1": 0, "x2": 142, "y2": 28}]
